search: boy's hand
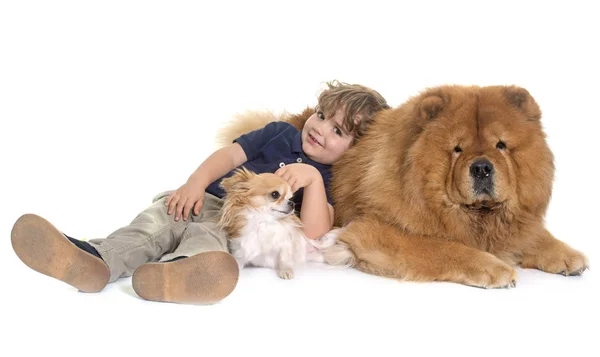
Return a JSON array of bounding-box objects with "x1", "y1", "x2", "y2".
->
[
  {"x1": 165, "y1": 182, "x2": 205, "y2": 221},
  {"x1": 275, "y1": 163, "x2": 322, "y2": 192}
]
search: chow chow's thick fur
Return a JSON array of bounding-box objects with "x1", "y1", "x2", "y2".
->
[{"x1": 218, "y1": 85, "x2": 588, "y2": 288}]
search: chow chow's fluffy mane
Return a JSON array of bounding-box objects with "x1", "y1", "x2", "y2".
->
[{"x1": 332, "y1": 85, "x2": 554, "y2": 250}]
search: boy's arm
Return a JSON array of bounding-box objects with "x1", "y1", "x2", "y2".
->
[
  {"x1": 167, "y1": 143, "x2": 247, "y2": 221},
  {"x1": 275, "y1": 163, "x2": 333, "y2": 239},
  {"x1": 299, "y1": 176, "x2": 334, "y2": 239},
  {"x1": 188, "y1": 143, "x2": 247, "y2": 188}
]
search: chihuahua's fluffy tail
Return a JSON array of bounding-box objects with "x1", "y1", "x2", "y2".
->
[
  {"x1": 215, "y1": 108, "x2": 315, "y2": 148},
  {"x1": 322, "y1": 241, "x2": 356, "y2": 267},
  {"x1": 310, "y1": 228, "x2": 357, "y2": 268}
]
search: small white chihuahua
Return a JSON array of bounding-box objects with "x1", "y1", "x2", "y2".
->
[{"x1": 218, "y1": 167, "x2": 339, "y2": 279}]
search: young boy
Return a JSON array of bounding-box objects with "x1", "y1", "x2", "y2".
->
[{"x1": 11, "y1": 80, "x2": 389, "y2": 305}]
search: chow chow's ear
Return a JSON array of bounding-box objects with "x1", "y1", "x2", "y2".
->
[
  {"x1": 219, "y1": 167, "x2": 256, "y2": 192},
  {"x1": 418, "y1": 89, "x2": 449, "y2": 121},
  {"x1": 504, "y1": 86, "x2": 541, "y2": 121}
]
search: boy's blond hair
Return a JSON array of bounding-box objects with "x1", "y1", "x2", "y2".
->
[{"x1": 316, "y1": 80, "x2": 390, "y2": 142}]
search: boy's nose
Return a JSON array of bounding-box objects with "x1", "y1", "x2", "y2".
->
[{"x1": 313, "y1": 123, "x2": 324, "y2": 136}]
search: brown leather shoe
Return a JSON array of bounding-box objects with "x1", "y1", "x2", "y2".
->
[
  {"x1": 11, "y1": 214, "x2": 110, "y2": 293},
  {"x1": 132, "y1": 251, "x2": 239, "y2": 305}
]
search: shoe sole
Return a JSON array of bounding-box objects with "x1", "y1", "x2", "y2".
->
[
  {"x1": 132, "y1": 251, "x2": 239, "y2": 305},
  {"x1": 11, "y1": 213, "x2": 110, "y2": 293}
]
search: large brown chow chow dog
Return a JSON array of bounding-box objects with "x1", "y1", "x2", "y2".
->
[{"x1": 220, "y1": 85, "x2": 588, "y2": 288}]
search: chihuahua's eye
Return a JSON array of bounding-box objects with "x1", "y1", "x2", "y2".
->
[{"x1": 270, "y1": 191, "x2": 280, "y2": 200}]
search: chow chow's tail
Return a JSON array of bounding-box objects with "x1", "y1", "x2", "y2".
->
[{"x1": 215, "y1": 108, "x2": 314, "y2": 148}]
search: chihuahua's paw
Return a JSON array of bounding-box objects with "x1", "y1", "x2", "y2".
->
[{"x1": 277, "y1": 268, "x2": 295, "y2": 280}]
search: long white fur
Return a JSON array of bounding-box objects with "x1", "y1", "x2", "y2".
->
[
  {"x1": 315, "y1": 228, "x2": 356, "y2": 268},
  {"x1": 229, "y1": 206, "x2": 342, "y2": 279}
]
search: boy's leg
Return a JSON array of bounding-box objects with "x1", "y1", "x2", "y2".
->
[
  {"x1": 132, "y1": 194, "x2": 239, "y2": 304},
  {"x1": 11, "y1": 214, "x2": 110, "y2": 293},
  {"x1": 11, "y1": 191, "x2": 188, "y2": 292},
  {"x1": 86, "y1": 191, "x2": 190, "y2": 282}
]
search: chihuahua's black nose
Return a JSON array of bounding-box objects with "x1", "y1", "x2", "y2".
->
[
  {"x1": 470, "y1": 159, "x2": 494, "y2": 180},
  {"x1": 470, "y1": 159, "x2": 494, "y2": 195},
  {"x1": 287, "y1": 200, "x2": 295, "y2": 209}
]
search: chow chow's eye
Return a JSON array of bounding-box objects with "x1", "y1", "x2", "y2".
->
[
  {"x1": 496, "y1": 141, "x2": 506, "y2": 150},
  {"x1": 454, "y1": 145, "x2": 462, "y2": 153},
  {"x1": 270, "y1": 191, "x2": 280, "y2": 200}
]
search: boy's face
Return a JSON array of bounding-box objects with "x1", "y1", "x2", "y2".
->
[{"x1": 301, "y1": 108, "x2": 355, "y2": 165}]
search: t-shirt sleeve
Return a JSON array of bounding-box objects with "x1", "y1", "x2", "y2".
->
[
  {"x1": 322, "y1": 170, "x2": 335, "y2": 206},
  {"x1": 326, "y1": 191, "x2": 334, "y2": 206},
  {"x1": 233, "y1": 121, "x2": 287, "y2": 161}
]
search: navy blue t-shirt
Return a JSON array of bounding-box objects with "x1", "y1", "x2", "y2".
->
[{"x1": 205, "y1": 122, "x2": 333, "y2": 211}]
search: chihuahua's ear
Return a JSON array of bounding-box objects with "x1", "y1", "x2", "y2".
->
[{"x1": 219, "y1": 167, "x2": 256, "y2": 192}]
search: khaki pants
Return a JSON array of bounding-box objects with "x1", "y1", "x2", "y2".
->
[{"x1": 88, "y1": 192, "x2": 228, "y2": 283}]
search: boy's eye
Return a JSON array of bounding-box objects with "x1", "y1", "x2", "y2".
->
[
  {"x1": 316, "y1": 111, "x2": 325, "y2": 120},
  {"x1": 270, "y1": 191, "x2": 280, "y2": 200},
  {"x1": 334, "y1": 127, "x2": 343, "y2": 136}
]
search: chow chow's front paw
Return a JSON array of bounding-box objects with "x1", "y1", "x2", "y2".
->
[
  {"x1": 462, "y1": 254, "x2": 518, "y2": 289},
  {"x1": 523, "y1": 246, "x2": 589, "y2": 276}
]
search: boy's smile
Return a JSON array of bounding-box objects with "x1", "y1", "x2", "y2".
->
[
  {"x1": 301, "y1": 108, "x2": 354, "y2": 165},
  {"x1": 307, "y1": 133, "x2": 322, "y2": 147}
]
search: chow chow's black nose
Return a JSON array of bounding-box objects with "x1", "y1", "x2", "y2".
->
[
  {"x1": 470, "y1": 159, "x2": 494, "y2": 195},
  {"x1": 470, "y1": 159, "x2": 494, "y2": 180}
]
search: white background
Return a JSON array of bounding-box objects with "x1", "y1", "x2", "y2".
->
[{"x1": 1, "y1": 1, "x2": 598, "y2": 356}]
